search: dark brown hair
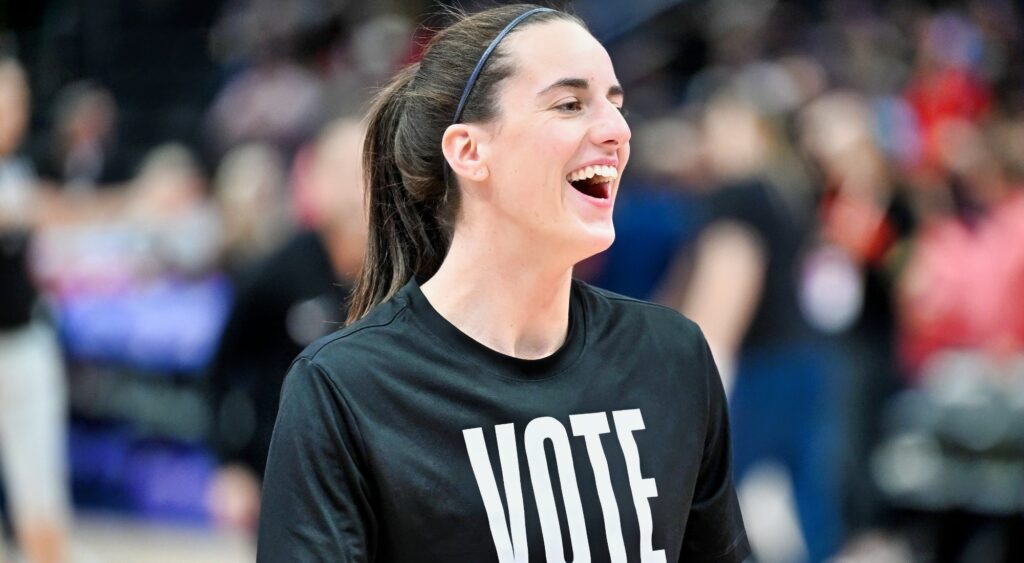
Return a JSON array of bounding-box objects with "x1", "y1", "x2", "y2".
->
[{"x1": 347, "y1": 4, "x2": 583, "y2": 323}]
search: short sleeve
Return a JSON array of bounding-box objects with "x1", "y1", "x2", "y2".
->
[
  {"x1": 257, "y1": 357, "x2": 375, "y2": 562},
  {"x1": 679, "y1": 336, "x2": 751, "y2": 563}
]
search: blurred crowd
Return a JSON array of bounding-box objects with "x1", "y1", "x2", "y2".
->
[{"x1": 1, "y1": 1, "x2": 1023, "y2": 562}]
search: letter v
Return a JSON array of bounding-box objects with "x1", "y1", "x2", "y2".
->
[{"x1": 463, "y1": 424, "x2": 528, "y2": 563}]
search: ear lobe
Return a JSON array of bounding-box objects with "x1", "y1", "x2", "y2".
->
[{"x1": 442, "y1": 123, "x2": 489, "y2": 182}]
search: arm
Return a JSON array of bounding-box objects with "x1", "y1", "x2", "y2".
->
[
  {"x1": 257, "y1": 358, "x2": 375, "y2": 562},
  {"x1": 678, "y1": 220, "x2": 766, "y2": 393}
]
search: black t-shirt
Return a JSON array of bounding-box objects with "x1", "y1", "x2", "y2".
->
[
  {"x1": 705, "y1": 179, "x2": 815, "y2": 348},
  {"x1": 208, "y1": 230, "x2": 350, "y2": 477},
  {"x1": 0, "y1": 157, "x2": 39, "y2": 329},
  {"x1": 258, "y1": 278, "x2": 749, "y2": 563},
  {"x1": 0, "y1": 229, "x2": 36, "y2": 329}
]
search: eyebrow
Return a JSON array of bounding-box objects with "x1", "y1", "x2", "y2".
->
[{"x1": 536, "y1": 77, "x2": 624, "y2": 99}]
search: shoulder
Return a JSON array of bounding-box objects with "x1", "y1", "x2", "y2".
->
[
  {"x1": 575, "y1": 279, "x2": 703, "y2": 340},
  {"x1": 282, "y1": 291, "x2": 413, "y2": 392},
  {"x1": 575, "y1": 280, "x2": 716, "y2": 381},
  {"x1": 298, "y1": 291, "x2": 410, "y2": 365},
  {"x1": 271, "y1": 298, "x2": 414, "y2": 444}
]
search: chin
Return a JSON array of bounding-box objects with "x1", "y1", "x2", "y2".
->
[{"x1": 571, "y1": 224, "x2": 615, "y2": 262}]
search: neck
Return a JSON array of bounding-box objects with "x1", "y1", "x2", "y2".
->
[{"x1": 420, "y1": 226, "x2": 574, "y2": 360}]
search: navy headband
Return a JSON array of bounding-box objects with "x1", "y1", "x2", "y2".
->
[{"x1": 451, "y1": 7, "x2": 555, "y2": 126}]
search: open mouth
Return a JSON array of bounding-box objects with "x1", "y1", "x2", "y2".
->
[{"x1": 566, "y1": 164, "x2": 617, "y2": 199}]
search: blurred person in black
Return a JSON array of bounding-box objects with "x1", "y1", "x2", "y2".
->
[
  {"x1": 35, "y1": 81, "x2": 125, "y2": 191},
  {"x1": 676, "y1": 95, "x2": 844, "y2": 563},
  {"x1": 205, "y1": 117, "x2": 367, "y2": 533},
  {"x1": 0, "y1": 55, "x2": 70, "y2": 563}
]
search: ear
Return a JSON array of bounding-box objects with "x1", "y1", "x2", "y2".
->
[{"x1": 442, "y1": 123, "x2": 490, "y2": 183}]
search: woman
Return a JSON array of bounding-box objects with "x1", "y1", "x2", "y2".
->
[
  {"x1": 0, "y1": 56, "x2": 71, "y2": 563},
  {"x1": 257, "y1": 6, "x2": 748, "y2": 562}
]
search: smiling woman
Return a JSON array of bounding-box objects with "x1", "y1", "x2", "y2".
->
[{"x1": 257, "y1": 5, "x2": 750, "y2": 563}]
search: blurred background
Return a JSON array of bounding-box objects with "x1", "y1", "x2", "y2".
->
[{"x1": 1, "y1": 0, "x2": 1023, "y2": 561}]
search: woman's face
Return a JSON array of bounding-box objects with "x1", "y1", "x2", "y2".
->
[{"x1": 472, "y1": 19, "x2": 631, "y2": 263}]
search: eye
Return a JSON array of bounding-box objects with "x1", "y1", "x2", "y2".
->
[{"x1": 555, "y1": 99, "x2": 583, "y2": 113}]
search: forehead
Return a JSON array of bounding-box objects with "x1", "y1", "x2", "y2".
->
[{"x1": 500, "y1": 19, "x2": 617, "y2": 93}]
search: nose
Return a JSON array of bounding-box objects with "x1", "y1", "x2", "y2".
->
[{"x1": 590, "y1": 100, "x2": 631, "y2": 149}]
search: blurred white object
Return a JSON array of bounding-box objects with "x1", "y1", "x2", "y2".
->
[
  {"x1": 799, "y1": 244, "x2": 864, "y2": 334},
  {"x1": 737, "y1": 462, "x2": 808, "y2": 563},
  {"x1": 832, "y1": 531, "x2": 914, "y2": 563}
]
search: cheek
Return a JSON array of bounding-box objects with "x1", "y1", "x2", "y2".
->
[
  {"x1": 488, "y1": 118, "x2": 582, "y2": 221},
  {"x1": 499, "y1": 130, "x2": 574, "y2": 188}
]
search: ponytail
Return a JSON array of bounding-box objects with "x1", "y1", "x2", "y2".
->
[{"x1": 347, "y1": 63, "x2": 455, "y2": 323}]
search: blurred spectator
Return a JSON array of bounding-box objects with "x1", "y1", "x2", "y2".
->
[
  {"x1": 676, "y1": 94, "x2": 845, "y2": 563},
  {"x1": 879, "y1": 135, "x2": 1024, "y2": 558},
  {"x1": 204, "y1": 1, "x2": 417, "y2": 159},
  {"x1": 18, "y1": 0, "x2": 221, "y2": 185},
  {"x1": 212, "y1": 142, "x2": 293, "y2": 279},
  {"x1": 798, "y1": 90, "x2": 915, "y2": 543},
  {"x1": 36, "y1": 81, "x2": 125, "y2": 191},
  {"x1": 899, "y1": 119, "x2": 1024, "y2": 375},
  {"x1": 904, "y1": 12, "x2": 992, "y2": 173},
  {"x1": 0, "y1": 55, "x2": 70, "y2": 563},
  {"x1": 320, "y1": 13, "x2": 417, "y2": 117},
  {"x1": 205, "y1": 117, "x2": 367, "y2": 533},
  {"x1": 125, "y1": 144, "x2": 223, "y2": 278},
  {"x1": 207, "y1": 0, "x2": 353, "y2": 66},
  {"x1": 205, "y1": 60, "x2": 325, "y2": 157}
]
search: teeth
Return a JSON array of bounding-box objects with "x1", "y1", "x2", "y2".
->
[{"x1": 566, "y1": 164, "x2": 618, "y2": 183}]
